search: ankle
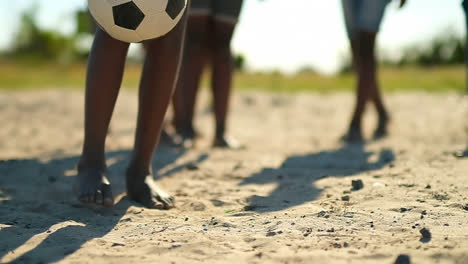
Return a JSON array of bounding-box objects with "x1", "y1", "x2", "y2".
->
[
  {"x1": 126, "y1": 161, "x2": 152, "y2": 179},
  {"x1": 379, "y1": 112, "x2": 390, "y2": 122},
  {"x1": 78, "y1": 156, "x2": 106, "y2": 172}
]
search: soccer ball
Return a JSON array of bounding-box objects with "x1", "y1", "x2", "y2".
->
[{"x1": 88, "y1": 0, "x2": 187, "y2": 43}]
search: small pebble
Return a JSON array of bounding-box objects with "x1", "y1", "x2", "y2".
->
[
  {"x1": 420, "y1": 228, "x2": 432, "y2": 240},
  {"x1": 394, "y1": 254, "x2": 411, "y2": 264},
  {"x1": 186, "y1": 163, "x2": 199, "y2": 171},
  {"x1": 351, "y1": 180, "x2": 364, "y2": 191}
]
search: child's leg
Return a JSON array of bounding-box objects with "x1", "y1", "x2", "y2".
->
[
  {"x1": 74, "y1": 29, "x2": 130, "y2": 206},
  {"x1": 347, "y1": 31, "x2": 389, "y2": 141},
  {"x1": 211, "y1": 21, "x2": 239, "y2": 148},
  {"x1": 343, "y1": 36, "x2": 368, "y2": 143},
  {"x1": 173, "y1": 16, "x2": 211, "y2": 142},
  {"x1": 126, "y1": 12, "x2": 188, "y2": 209}
]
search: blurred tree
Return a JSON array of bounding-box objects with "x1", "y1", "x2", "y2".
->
[
  {"x1": 7, "y1": 4, "x2": 79, "y2": 63},
  {"x1": 339, "y1": 29, "x2": 466, "y2": 73},
  {"x1": 234, "y1": 54, "x2": 246, "y2": 71},
  {"x1": 76, "y1": 10, "x2": 96, "y2": 35}
]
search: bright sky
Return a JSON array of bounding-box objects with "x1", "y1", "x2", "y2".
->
[{"x1": 0, "y1": 0, "x2": 466, "y2": 74}]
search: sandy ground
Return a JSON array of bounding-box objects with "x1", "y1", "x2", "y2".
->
[{"x1": 0, "y1": 90, "x2": 468, "y2": 264}]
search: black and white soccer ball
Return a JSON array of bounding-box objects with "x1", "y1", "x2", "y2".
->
[{"x1": 88, "y1": 0, "x2": 187, "y2": 43}]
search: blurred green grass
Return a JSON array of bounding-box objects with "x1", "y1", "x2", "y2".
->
[{"x1": 0, "y1": 60, "x2": 465, "y2": 93}]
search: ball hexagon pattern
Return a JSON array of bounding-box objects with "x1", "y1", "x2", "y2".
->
[
  {"x1": 112, "y1": 1, "x2": 145, "y2": 30},
  {"x1": 166, "y1": 0, "x2": 186, "y2": 19},
  {"x1": 88, "y1": 0, "x2": 187, "y2": 43}
]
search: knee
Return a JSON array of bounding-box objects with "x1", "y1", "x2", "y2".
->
[
  {"x1": 356, "y1": 32, "x2": 376, "y2": 62},
  {"x1": 213, "y1": 40, "x2": 231, "y2": 56},
  {"x1": 211, "y1": 33, "x2": 232, "y2": 58},
  {"x1": 212, "y1": 22, "x2": 235, "y2": 54}
]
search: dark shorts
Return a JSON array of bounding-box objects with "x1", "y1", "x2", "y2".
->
[
  {"x1": 342, "y1": 0, "x2": 390, "y2": 38},
  {"x1": 189, "y1": 0, "x2": 244, "y2": 24}
]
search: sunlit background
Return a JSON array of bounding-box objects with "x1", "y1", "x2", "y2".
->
[
  {"x1": 0, "y1": 0, "x2": 466, "y2": 92},
  {"x1": 0, "y1": 0, "x2": 465, "y2": 74}
]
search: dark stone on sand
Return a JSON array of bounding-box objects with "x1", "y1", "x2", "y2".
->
[
  {"x1": 332, "y1": 243, "x2": 342, "y2": 248},
  {"x1": 351, "y1": 180, "x2": 364, "y2": 191},
  {"x1": 210, "y1": 199, "x2": 225, "y2": 207},
  {"x1": 400, "y1": 208, "x2": 409, "y2": 213},
  {"x1": 317, "y1": 211, "x2": 328, "y2": 218},
  {"x1": 394, "y1": 254, "x2": 411, "y2": 264},
  {"x1": 463, "y1": 204, "x2": 468, "y2": 211},
  {"x1": 433, "y1": 193, "x2": 449, "y2": 201},
  {"x1": 191, "y1": 202, "x2": 206, "y2": 211},
  {"x1": 419, "y1": 228, "x2": 432, "y2": 243},
  {"x1": 266, "y1": 231, "x2": 277, "y2": 237},
  {"x1": 186, "y1": 163, "x2": 199, "y2": 171},
  {"x1": 341, "y1": 195, "x2": 350, "y2": 201},
  {"x1": 111, "y1": 242, "x2": 125, "y2": 247}
]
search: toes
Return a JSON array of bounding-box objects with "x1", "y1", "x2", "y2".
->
[
  {"x1": 154, "y1": 200, "x2": 165, "y2": 210},
  {"x1": 158, "y1": 196, "x2": 175, "y2": 209},
  {"x1": 101, "y1": 184, "x2": 114, "y2": 207},
  {"x1": 143, "y1": 197, "x2": 173, "y2": 210},
  {"x1": 95, "y1": 190, "x2": 104, "y2": 205}
]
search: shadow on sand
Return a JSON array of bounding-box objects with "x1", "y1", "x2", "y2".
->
[
  {"x1": 240, "y1": 143, "x2": 395, "y2": 212},
  {"x1": 0, "y1": 146, "x2": 208, "y2": 264}
]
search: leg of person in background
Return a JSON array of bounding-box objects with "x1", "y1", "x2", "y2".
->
[
  {"x1": 359, "y1": 31, "x2": 389, "y2": 140},
  {"x1": 74, "y1": 29, "x2": 130, "y2": 207},
  {"x1": 126, "y1": 11, "x2": 188, "y2": 209},
  {"x1": 173, "y1": 15, "x2": 211, "y2": 147},
  {"x1": 342, "y1": 0, "x2": 389, "y2": 143},
  {"x1": 211, "y1": 20, "x2": 241, "y2": 148},
  {"x1": 345, "y1": 35, "x2": 367, "y2": 142},
  {"x1": 342, "y1": 0, "x2": 366, "y2": 142}
]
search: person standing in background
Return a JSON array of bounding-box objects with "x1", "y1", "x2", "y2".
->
[
  {"x1": 341, "y1": 0, "x2": 406, "y2": 143},
  {"x1": 172, "y1": 0, "x2": 244, "y2": 148}
]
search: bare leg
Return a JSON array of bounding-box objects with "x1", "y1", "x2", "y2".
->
[
  {"x1": 126, "y1": 12, "x2": 188, "y2": 209},
  {"x1": 211, "y1": 21, "x2": 240, "y2": 148},
  {"x1": 74, "y1": 29, "x2": 129, "y2": 207},
  {"x1": 142, "y1": 42, "x2": 181, "y2": 147},
  {"x1": 173, "y1": 16, "x2": 211, "y2": 145},
  {"x1": 344, "y1": 36, "x2": 367, "y2": 143},
  {"x1": 359, "y1": 32, "x2": 389, "y2": 139},
  {"x1": 344, "y1": 31, "x2": 389, "y2": 142}
]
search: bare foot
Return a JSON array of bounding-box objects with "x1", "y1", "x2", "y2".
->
[
  {"x1": 213, "y1": 135, "x2": 243, "y2": 149},
  {"x1": 159, "y1": 128, "x2": 188, "y2": 148},
  {"x1": 453, "y1": 149, "x2": 468, "y2": 158},
  {"x1": 179, "y1": 133, "x2": 194, "y2": 149},
  {"x1": 73, "y1": 166, "x2": 114, "y2": 207},
  {"x1": 373, "y1": 115, "x2": 390, "y2": 140},
  {"x1": 126, "y1": 169, "x2": 174, "y2": 209},
  {"x1": 341, "y1": 127, "x2": 363, "y2": 143}
]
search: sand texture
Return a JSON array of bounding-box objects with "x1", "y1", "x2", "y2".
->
[{"x1": 0, "y1": 90, "x2": 468, "y2": 264}]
